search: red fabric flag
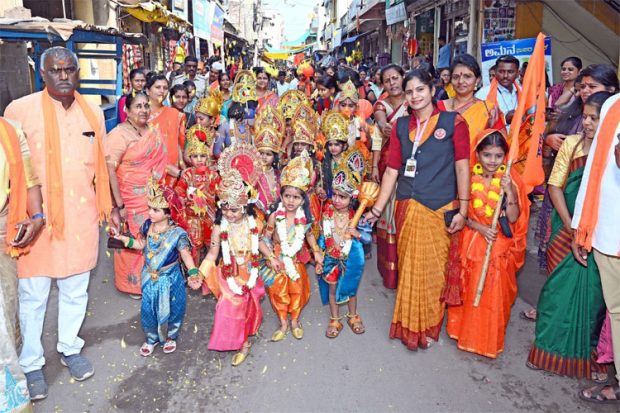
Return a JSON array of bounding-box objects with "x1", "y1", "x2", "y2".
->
[{"x1": 508, "y1": 33, "x2": 546, "y2": 193}]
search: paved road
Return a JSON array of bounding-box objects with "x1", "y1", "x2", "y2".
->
[{"x1": 31, "y1": 223, "x2": 614, "y2": 413}]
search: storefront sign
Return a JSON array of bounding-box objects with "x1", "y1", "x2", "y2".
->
[
  {"x1": 193, "y1": 0, "x2": 210, "y2": 40},
  {"x1": 210, "y1": 3, "x2": 225, "y2": 44},
  {"x1": 385, "y1": 2, "x2": 407, "y2": 25},
  {"x1": 172, "y1": 0, "x2": 188, "y2": 22},
  {"x1": 480, "y1": 37, "x2": 553, "y2": 86},
  {"x1": 333, "y1": 28, "x2": 342, "y2": 48}
]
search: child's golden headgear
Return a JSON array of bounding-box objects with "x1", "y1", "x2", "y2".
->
[
  {"x1": 195, "y1": 89, "x2": 224, "y2": 117},
  {"x1": 340, "y1": 80, "x2": 359, "y2": 104},
  {"x1": 217, "y1": 144, "x2": 262, "y2": 206},
  {"x1": 332, "y1": 148, "x2": 367, "y2": 197},
  {"x1": 292, "y1": 102, "x2": 318, "y2": 130},
  {"x1": 280, "y1": 150, "x2": 312, "y2": 192},
  {"x1": 255, "y1": 104, "x2": 285, "y2": 136},
  {"x1": 232, "y1": 70, "x2": 257, "y2": 103},
  {"x1": 321, "y1": 111, "x2": 348, "y2": 143},
  {"x1": 291, "y1": 119, "x2": 315, "y2": 148},
  {"x1": 185, "y1": 125, "x2": 212, "y2": 157},
  {"x1": 277, "y1": 89, "x2": 308, "y2": 119},
  {"x1": 255, "y1": 126, "x2": 283, "y2": 153}
]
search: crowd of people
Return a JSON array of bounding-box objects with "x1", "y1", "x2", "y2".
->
[{"x1": 0, "y1": 45, "x2": 619, "y2": 411}]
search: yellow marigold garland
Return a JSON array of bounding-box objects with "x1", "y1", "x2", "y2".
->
[{"x1": 471, "y1": 163, "x2": 506, "y2": 218}]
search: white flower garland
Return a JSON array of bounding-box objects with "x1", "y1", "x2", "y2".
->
[
  {"x1": 323, "y1": 212, "x2": 352, "y2": 258},
  {"x1": 275, "y1": 203, "x2": 306, "y2": 281},
  {"x1": 220, "y1": 216, "x2": 259, "y2": 295}
]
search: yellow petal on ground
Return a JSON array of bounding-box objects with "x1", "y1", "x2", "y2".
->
[
  {"x1": 261, "y1": 365, "x2": 268, "y2": 374},
  {"x1": 193, "y1": 324, "x2": 198, "y2": 334},
  {"x1": 105, "y1": 250, "x2": 111, "y2": 258},
  {"x1": 121, "y1": 336, "x2": 127, "y2": 349}
]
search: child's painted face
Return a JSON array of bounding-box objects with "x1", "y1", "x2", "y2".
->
[
  {"x1": 221, "y1": 204, "x2": 244, "y2": 223},
  {"x1": 259, "y1": 149, "x2": 275, "y2": 168},
  {"x1": 332, "y1": 189, "x2": 352, "y2": 210},
  {"x1": 293, "y1": 142, "x2": 312, "y2": 157},
  {"x1": 476, "y1": 145, "x2": 506, "y2": 174},
  {"x1": 148, "y1": 207, "x2": 168, "y2": 223},
  {"x1": 339, "y1": 99, "x2": 356, "y2": 118},
  {"x1": 282, "y1": 187, "x2": 304, "y2": 212},
  {"x1": 327, "y1": 141, "x2": 344, "y2": 157},
  {"x1": 189, "y1": 154, "x2": 207, "y2": 167}
]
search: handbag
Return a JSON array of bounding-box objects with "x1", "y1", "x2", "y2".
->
[
  {"x1": 107, "y1": 222, "x2": 131, "y2": 249},
  {"x1": 443, "y1": 208, "x2": 460, "y2": 227}
]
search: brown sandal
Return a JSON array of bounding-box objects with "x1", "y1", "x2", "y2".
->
[
  {"x1": 346, "y1": 313, "x2": 365, "y2": 334},
  {"x1": 326, "y1": 317, "x2": 343, "y2": 338}
]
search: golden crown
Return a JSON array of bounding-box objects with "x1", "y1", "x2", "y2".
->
[
  {"x1": 147, "y1": 176, "x2": 169, "y2": 209},
  {"x1": 340, "y1": 80, "x2": 359, "y2": 104},
  {"x1": 280, "y1": 150, "x2": 312, "y2": 191},
  {"x1": 332, "y1": 148, "x2": 367, "y2": 196},
  {"x1": 232, "y1": 70, "x2": 257, "y2": 103},
  {"x1": 321, "y1": 111, "x2": 349, "y2": 143},
  {"x1": 195, "y1": 89, "x2": 224, "y2": 117},
  {"x1": 277, "y1": 89, "x2": 308, "y2": 119},
  {"x1": 185, "y1": 125, "x2": 212, "y2": 156},
  {"x1": 217, "y1": 169, "x2": 249, "y2": 206},
  {"x1": 292, "y1": 102, "x2": 318, "y2": 131},
  {"x1": 255, "y1": 104, "x2": 285, "y2": 136},
  {"x1": 291, "y1": 119, "x2": 315, "y2": 147},
  {"x1": 255, "y1": 126, "x2": 283, "y2": 153}
]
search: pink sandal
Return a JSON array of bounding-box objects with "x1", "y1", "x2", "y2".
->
[
  {"x1": 163, "y1": 339, "x2": 177, "y2": 354},
  {"x1": 140, "y1": 342, "x2": 156, "y2": 357}
]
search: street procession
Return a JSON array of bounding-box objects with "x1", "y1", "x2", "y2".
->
[{"x1": 0, "y1": 0, "x2": 619, "y2": 411}]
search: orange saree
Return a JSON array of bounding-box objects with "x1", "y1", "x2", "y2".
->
[
  {"x1": 149, "y1": 106, "x2": 185, "y2": 170},
  {"x1": 106, "y1": 125, "x2": 168, "y2": 294}
]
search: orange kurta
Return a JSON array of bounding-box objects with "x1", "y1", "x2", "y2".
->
[
  {"x1": 4, "y1": 92, "x2": 106, "y2": 278},
  {"x1": 447, "y1": 170, "x2": 529, "y2": 358}
]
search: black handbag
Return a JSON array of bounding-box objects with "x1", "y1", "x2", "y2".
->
[
  {"x1": 443, "y1": 208, "x2": 460, "y2": 227},
  {"x1": 107, "y1": 222, "x2": 131, "y2": 249}
]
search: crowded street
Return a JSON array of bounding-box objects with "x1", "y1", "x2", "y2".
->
[{"x1": 1, "y1": 0, "x2": 619, "y2": 412}]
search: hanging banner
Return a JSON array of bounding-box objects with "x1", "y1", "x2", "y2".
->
[
  {"x1": 211, "y1": 3, "x2": 225, "y2": 44},
  {"x1": 480, "y1": 36, "x2": 553, "y2": 86},
  {"x1": 172, "y1": 0, "x2": 188, "y2": 22},
  {"x1": 193, "y1": 0, "x2": 211, "y2": 40},
  {"x1": 385, "y1": 2, "x2": 407, "y2": 25}
]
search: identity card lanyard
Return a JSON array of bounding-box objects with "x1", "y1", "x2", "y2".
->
[{"x1": 404, "y1": 117, "x2": 429, "y2": 178}]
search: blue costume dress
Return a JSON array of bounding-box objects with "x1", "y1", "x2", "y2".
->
[
  {"x1": 140, "y1": 219, "x2": 191, "y2": 345},
  {"x1": 318, "y1": 209, "x2": 372, "y2": 305}
]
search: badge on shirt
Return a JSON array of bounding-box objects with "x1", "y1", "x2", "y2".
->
[
  {"x1": 434, "y1": 128, "x2": 447, "y2": 140},
  {"x1": 404, "y1": 158, "x2": 417, "y2": 178}
]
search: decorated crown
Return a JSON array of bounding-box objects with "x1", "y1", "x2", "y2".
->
[
  {"x1": 332, "y1": 148, "x2": 367, "y2": 196},
  {"x1": 255, "y1": 104, "x2": 285, "y2": 136},
  {"x1": 147, "y1": 176, "x2": 170, "y2": 209},
  {"x1": 232, "y1": 70, "x2": 257, "y2": 103},
  {"x1": 291, "y1": 119, "x2": 315, "y2": 147},
  {"x1": 292, "y1": 102, "x2": 318, "y2": 132},
  {"x1": 217, "y1": 169, "x2": 249, "y2": 206},
  {"x1": 340, "y1": 80, "x2": 359, "y2": 104},
  {"x1": 195, "y1": 89, "x2": 224, "y2": 117},
  {"x1": 321, "y1": 111, "x2": 349, "y2": 143},
  {"x1": 280, "y1": 150, "x2": 313, "y2": 191},
  {"x1": 185, "y1": 125, "x2": 213, "y2": 156},
  {"x1": 255, "y1": 126, "x2": 283, "y2": 153},
  {"x1": 277, "y1": 89, "x2": 308, "y2": 119}
]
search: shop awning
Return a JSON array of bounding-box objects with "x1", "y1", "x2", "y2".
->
[
  {"x1": 115, "y1": 0, "x2": 191, "y2": 30},
  {"x1": 281, "y1": 30, "x2": 311, "y2": 48},
  {"x1": 341, "y1": 30, "x2": 375, "y2": 44}
]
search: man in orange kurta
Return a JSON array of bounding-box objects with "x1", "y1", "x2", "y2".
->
[{"x1": 3, "y1": 47, "x2": 113, "y2": 401}]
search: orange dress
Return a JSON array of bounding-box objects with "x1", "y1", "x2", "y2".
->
[{"x1": 447, "y1": 170, "x2": 529, "y2": 358}]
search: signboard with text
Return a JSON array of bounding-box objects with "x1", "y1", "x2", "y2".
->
[
  {"x1": 172, "y1": 0, "x2": 188, "y2": 22},
  {"x1": 193, "y1": 0, "x2": 210, "y2": 40},
  {"x1": 210, "y1": 3, "x2": 224, "y2": 44},
  {"x1": 480, "y1": 37, "x2": 552, "y2": 86},
  {"x1": 385, "y1": 2, "x2": 407, "y2": 25}
]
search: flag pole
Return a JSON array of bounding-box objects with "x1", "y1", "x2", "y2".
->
[{"x1": 473, "y1": 159, "x2": 513, "y2": 307}]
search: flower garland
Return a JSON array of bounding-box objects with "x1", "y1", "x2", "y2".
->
[
  {"x1": 219, "y1": 216, "x2": 260, "y2": 295},
  {"x1": 322, "y1": 204, "x2": 353, "y2": 259},
  {"x1": 274, "y1": 202, "x2": 306, "y2": 281},
  {"x1": 471, "y1": 163, "x2": 506, "y2": 218}
]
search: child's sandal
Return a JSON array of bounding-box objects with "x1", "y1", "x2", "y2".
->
[
  {"x1": 163, "y1": 339, "x2": 177, "y2": 354},
  {"x1": 346, "y1": 313, "x2": 365, "y2": 334},
  {"x1": 140, "y1": 342, "x2": 156, "y2": 357},
  {"x1": 326, "y1": 317, "x2": 343, "y2": 338}
]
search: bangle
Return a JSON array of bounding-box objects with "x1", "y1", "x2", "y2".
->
[
  {"x1": 31, "y1": 212, "x2": 46, "y2": 221},
  {"x1": 506, "y1": 201, "x2": 518, "y2": 206},
  {"x1": 371, "y1": 207, "x2": 382, "y2": 218},
  {"x1": 125, "y1": 237, "x2": 134, "y2": 249},
  {"x1": 458, "y1": 198, "x2": 470, "y2": 202},
  {"x1": 312, "y1": 245, "x2": 321, "y2": 253},
  {"x1": 457, "y1": 212, "x2": 467, "y2": 219},
  {"x1": 268, "y1": 253, "x2": 276, "y2": 261},
  {"x1": 187, "y1": 267, "x2": 199, "y2": 277}
]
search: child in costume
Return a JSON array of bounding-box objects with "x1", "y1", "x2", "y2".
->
[
  {"x1": 199, "y1": 144, "x2": 266, "y2": 366},
  {"x1": 318, "y1": 111, "x2": 350, "y2": 200},
  {"x1": 277, "y1": 90, "x2": 309, "y2": 163},
  {"x1": 111, "y1": 177, "x2": 202, "y2": 356},
  {"x1": 319, "y1": 150, "x2": 372, "y2": 338},
  {"x1": 446, "y1": 130, "x2": 529, "y2": 358},
  {"x1": 228, "y1": 70, "x2": 258, "y2": 145},
  {"x1": 175, "y1": 125, "x2": 220, "y2": 265},
  {"x1": 192, "y1": 90, "x2": 230, "y2": 166},
  {"x1": 259, "y1": 150, "x2": 324, "y2": 341},
  {"x1": 337, "y1": 80, "x2": 372, "y2": 162}
]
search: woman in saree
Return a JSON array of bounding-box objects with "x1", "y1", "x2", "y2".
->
[
  {"x1": 372, "y1": 64, "x2": 407, "y2": 289},
  {"x1": 219, "y1": 71, "x2": 233, "y2": 120},
  {"x1": 527, "y1": 92, "x2": 613, "y2": 380},
  {"x1": 446, "y1": 130, "x2": 529, "y2": 358},
  {"x1": 145, "y1": 73, "x2": 185, "y2": 183},
  {"x1": 255, "y1": 67, "x2": 278, "y2": 110},
  {"x1": 118, "y1": 68, "x2": 146, "y2": 123},
  {"x1": 438, "y1": 54, "x2": 504, "y2": 158},
  {"x1": 106, "y1": 92, "x2": 170, "y2": 296},
  {"x1": 364, "y1": 69, "x2": 470, "y2": 350}
]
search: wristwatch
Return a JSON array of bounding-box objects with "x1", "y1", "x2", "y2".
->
[{"x1": 31, "y1": 212, "x2": 46, "y2": 223}]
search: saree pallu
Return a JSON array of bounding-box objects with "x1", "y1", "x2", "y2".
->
[
  {"x1": 149, "y1": 107, "x2": 185, "y2": 174},
  {"x1": 204, "y1": 258, "x2": 266, "y2": 351},
  {"x1": 113, "y1": 129, "x2": 168, "y2": 294},
  {"x1": 390, "y1": 199, "x2": 451, "y2": 350},
  {"x1": 258, "y1": 91, "x2": 279, "y2": 110},
  {"x1": 527, "y1": 156, "x2": 606, "y2": 377},
  {"x1": 447, "y1": 171, "x2": 529, "y2": 358}
]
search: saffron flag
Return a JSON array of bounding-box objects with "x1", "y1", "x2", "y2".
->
[{"x1": 508, "y1": 32, "x2": 546, "y2": 193}]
